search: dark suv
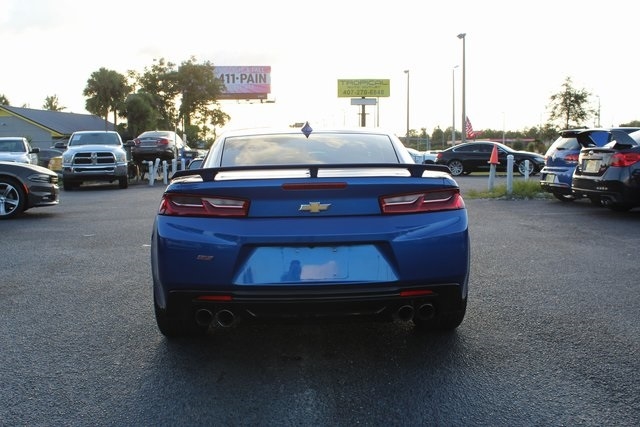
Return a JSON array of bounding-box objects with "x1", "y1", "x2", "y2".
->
[
  {"x1": 131, "y1": 130, "x2": 193, "y2": 163},
  {"x1": 539, "y1": 127, "x2": 640, "y2": 201}
]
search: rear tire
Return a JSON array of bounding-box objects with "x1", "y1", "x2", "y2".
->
[
  {"x1": 553, "y1": 192, "x2": 575, "y2": 202},
  {"x1": 447, "y1": 160, "x2": 464, "y2": 176},
  {"x1": 0, "y1": 178, "x2": 26, "y2": 219}
]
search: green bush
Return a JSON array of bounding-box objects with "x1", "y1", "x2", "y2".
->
[{"x1": 465, "y1": 179, "x2": 550, "y2": 200}]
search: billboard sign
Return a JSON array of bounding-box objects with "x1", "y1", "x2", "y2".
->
[
  {"x1": 337, "y1": 79, "x2": 390, "y2": 98},
  {"x1": 216, "y1": 66, "x2": 271, "y2": 100}
]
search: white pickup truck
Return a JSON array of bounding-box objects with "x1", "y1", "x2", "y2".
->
[{"x1": 61, "y1": 130, "x2": 129, "y2": 190}]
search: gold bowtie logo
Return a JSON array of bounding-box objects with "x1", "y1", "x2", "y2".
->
[{"x1": 299, "y1": 202, "x2": 331, "y2": 213}]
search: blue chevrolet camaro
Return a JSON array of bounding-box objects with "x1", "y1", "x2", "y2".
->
[{"x1": 151, "y1": 124, "x2": 470, "y2": 337}]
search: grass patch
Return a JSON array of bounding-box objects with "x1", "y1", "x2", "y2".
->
[{"x1": 465, "y1": 179, "x2": 552, "y2": 200}]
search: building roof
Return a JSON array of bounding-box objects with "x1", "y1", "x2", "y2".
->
[{"x1": 0, "y1": 105, "x2": 115, "y2": 135}]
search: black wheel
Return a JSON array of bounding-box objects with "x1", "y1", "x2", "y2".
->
[
  {"x1": 447, "y1": 160, "x2": 464, "y2": 176},
  {"x1": 118, "y1": 176, "x2": 128, "y2": 189},
  {"x1": 413, "y1": 300, "x2": 467, "y2": 332},
  {"x1": 154, "y1": 295, "x2": 206, "y2": 338},
  {"x1": 553, "y1": 192, "x2": 575, "y2": 202},
  {"x1": 589, "y1": 197, "x2": 602, "y2": 206},
  {"x1": 0, "y1": 178, "x2": 26, "y2": 219},
  {"x1": 517, "y1": 161, "x2": 535, "y2": 176}
]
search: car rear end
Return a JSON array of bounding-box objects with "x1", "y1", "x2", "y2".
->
[
  {"x1": 572, "y1": 130, "x2": 640, "y2": 211},
  {"x1": 541, "y1": 128, "x2": 640, "y2": 201},
  {"x1": 132, "y1": 131, "x2": 177, "y2": 162},
  {"x1": 151, "y1": 129, "x2": 470, "y2": 337}
]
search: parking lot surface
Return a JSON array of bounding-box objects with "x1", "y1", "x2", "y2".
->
[{"x1": 0, "y1": 180, "x2": 638, "y2": 426}]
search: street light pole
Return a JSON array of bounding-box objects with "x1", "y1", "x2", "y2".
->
[
  {"x1": 404, "y1": 70, "x2": 410, "y2": 143},
  {"x1": 452, "y1": 65, "x2": 458, "y2": 146},
  {"x1": 457, "y1": 33, "x2": 466, "y2": 144}
]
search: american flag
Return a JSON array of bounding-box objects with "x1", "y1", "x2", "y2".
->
[{"x1": 465, "y1": 116, "x2": 476, "y2": 139}]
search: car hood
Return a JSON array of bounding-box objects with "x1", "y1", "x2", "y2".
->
[
  {"x1": 66, "y1": 144, "x2": 124, "y2": 152},
  {"x1": 0, "y1": 160, "x2": 56, "y2": 174},
  {"x1": 0, "y1": 152, "x2": 31, "y2": 163}
]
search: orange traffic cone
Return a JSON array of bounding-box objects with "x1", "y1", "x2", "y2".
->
[{"x1": 488, "y1": 144, "x2": 499, "y2": 165}]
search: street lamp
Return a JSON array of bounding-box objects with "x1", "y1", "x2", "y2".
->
[
  {"x1": 452, "y1": 65, "x2": 458, "y2": 146},
  {"x1": 404, "y1": 70, "x2": 410, "y2": 142},
  {"x1": 457, "y1": 33, "x2": 466, "y2": 144}
]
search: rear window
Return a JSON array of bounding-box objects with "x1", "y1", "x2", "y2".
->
[
  {"x1": 219, "y1": 133, "x2": 399, "y2": 166},
  {"x1": 0, "y1": 139, "x2": 25, "y2": 152}
]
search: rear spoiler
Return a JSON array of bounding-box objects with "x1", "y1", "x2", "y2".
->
[{"x1": 171, "y1": 162, "x2": 452, "y2": 182}]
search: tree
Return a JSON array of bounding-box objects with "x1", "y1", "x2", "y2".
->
[
  {"x1": 83, "y1": 67, "x2": 131, "y2": 127},
  {"x1": 176, "y1": 57, "x2": 225, "y2": 129},
  {"x1": 122, "y1": 92, "x2": 161, "y2": 138},
  {"x1": 0, "y1": 94, "x2": 9, "y2": 105},
  {"x1": 547, "y1": 77, "x2": 593, "y2": 129},
  {"x1": 43, "y1": 95, "x2": 65, "y2": 111},
  {"x1": 136, "y1": 58, "x2": 180, "y2": 130}
]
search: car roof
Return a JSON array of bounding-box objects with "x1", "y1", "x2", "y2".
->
[{"x1": 217, "y1": 126, "x2": 399, "y2": 138}]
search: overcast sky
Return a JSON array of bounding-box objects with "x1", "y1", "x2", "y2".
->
[{"x1": 2, "y1": 0, "x2": 638, "y2": 136}]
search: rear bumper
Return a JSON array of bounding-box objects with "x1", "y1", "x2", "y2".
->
[{"x1": 159, "y1": 283, "x2": 467, "y2": 324}]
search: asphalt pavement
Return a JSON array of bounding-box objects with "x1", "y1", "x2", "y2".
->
[{"x1": 0, "y1": 179, "x2": 638, "y2": 426}]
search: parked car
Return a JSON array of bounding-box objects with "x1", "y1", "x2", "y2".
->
[
  {"x1": 37, "y1": 148, "x2": 65, "y2": 169},
  {"x1": 435, "y1": 141, "x2": 544, "y2": 177},
  {"x1": 406, "y1": 147, "x2": 437, "y2": 164},
  {"x1": 0, "y1": 161, "x2": 59, "y2": 219},
  {"x1": 131, "y1": 130, "x2": 194, "y2": 163},
  {"x1": 0, "y1": 137, "x2": 40, "y2": 164},
  {"x1": 61, "y1": 130, "x2": 129, "y2": 190},
  {"x1": 539, "y1": 128, "x2": 640, "y2": 201},
  {"x1": 572, "y1": 129, "x2": 640, "y2": 211},
  {"x1": 151, "y1": 126, "x2": 470, "y2": 338}
]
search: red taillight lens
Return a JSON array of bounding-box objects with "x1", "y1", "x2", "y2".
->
[
  {"x1": 158, "y1": 194, "x2": 249, "y2": 217},
  {"x1": 380, "y1": 189, "x2": 464, "y2": 214},
  {"x1": 195, "y1": 295, "x2": 233, "y2": 302},
  {"x1": 400, "y1": 289, "x2": 434, "y2": 297},
  {"x1": 158, "y1": 138, "x2": 170, "y2": 146},
  {"x1": 133, "y1": 138, "x2": 141, "y2": 146},
  {"x1": 610, "y1": 152, "x2": 640, "y2": 167},
  {"x1": 564, "y1": 153, "x2": 579, "y2": 164}
]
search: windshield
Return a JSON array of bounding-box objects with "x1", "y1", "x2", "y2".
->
[{"x1": 69, "y1": 132, "x2": 120, "y2": 146}]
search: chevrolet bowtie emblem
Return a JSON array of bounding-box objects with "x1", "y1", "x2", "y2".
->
[{"x1": 299, "y1": 202, "x2": 331, "y2": 213}]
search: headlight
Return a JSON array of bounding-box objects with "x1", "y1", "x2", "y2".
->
[
  {"x1": 62, "y1": 153, "x2": 74, "y2": 164},
  {"x1": 115, "y1": 151, "x2": 127, "y2": 163},
  {"x1": 28, "y1": 173, "x2": 54, "y2": 183}
]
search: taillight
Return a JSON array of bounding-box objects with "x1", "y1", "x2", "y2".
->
[
  {"x1": 610, "y1": 152, "x2": 640, "y2": 167},
  {"x1": 158, "y1": 138, "x2": 170, "y2": 146},
  {"x1": 564, "y1": 153, "x2": 579, "y2": 164},
  {"x1": 380, "y1": 189, "x2": 464, "y2": 214},
  {"x1": 133, "y1": 138, "x2": 141, "y2": 146},
  {"x1": 158, "y1": 194, "x2": 249, "y2": 217}
]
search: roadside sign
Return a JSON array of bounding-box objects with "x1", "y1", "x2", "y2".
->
[
  {"x1": 337, "y1": 79, "x2": 390, "y2": 98},
  {"x1": 350, "y1": 98, "x2": 377, "y2": 105}
]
